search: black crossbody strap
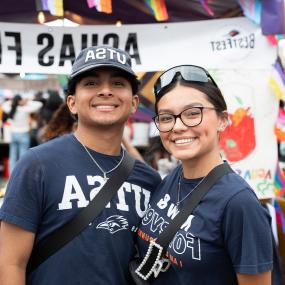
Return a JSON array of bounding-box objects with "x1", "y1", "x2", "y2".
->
[
  {"x1": 27, "y1": 152, "x2": 135, "y2": 274},
  {"x1": 136, "y1": 163, "x2": 233, "y2": 279},
  {"x1": 157, "y1": 162, "x2": 233, "y2": 247}
]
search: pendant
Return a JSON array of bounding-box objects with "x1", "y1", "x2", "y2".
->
[{"x1": 103, "y1": 173, "x2": 109, "y2": 181}]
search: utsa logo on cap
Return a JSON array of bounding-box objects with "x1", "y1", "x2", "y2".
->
[
  {"x1": 70, "y1": 45, "x2": 135, "y2": 79},
  {"x1": 85, "y1": 47, "x2": 127, "y2": 65}
]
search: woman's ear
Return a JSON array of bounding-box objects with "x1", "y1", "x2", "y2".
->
[{"x1": 218, "y1": 111, "x2": 230, "y2": 132}]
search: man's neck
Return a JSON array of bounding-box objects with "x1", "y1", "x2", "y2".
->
[{"x1": 74, "y1": 125, "x2": 124, "y2": 156}]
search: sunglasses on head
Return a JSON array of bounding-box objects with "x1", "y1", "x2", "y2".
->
[{"x1": 153, "y1": 65, "x2": 218, "y2": 97}]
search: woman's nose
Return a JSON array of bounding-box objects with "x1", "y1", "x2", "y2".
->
[{"x1": 172, "y1": 116, "x2": 188, "y2": 132}]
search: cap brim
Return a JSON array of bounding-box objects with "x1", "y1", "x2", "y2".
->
[{"x1": 70, "y1": 62, "x2": 136, "y2": 79}]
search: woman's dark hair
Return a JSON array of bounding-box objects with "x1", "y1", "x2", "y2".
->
[
  {"x1": 154, "y1": 79, "x2": 227, "y2": 117},
  {"x1": 66, "y1": 70, "x2": 140, "y2": 96},
  {"x1": 8, "y1": 94, "x2": 22, "y2": 119},
  {"x1": 40, "y1": 103, "x2": 76, "y2": 142}
]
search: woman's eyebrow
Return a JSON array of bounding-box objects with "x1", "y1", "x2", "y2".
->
[{"x1": 158, "y1": 103, "x2": 204, "y2": 113}]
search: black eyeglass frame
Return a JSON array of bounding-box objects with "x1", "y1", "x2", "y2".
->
[
  {"x1": 154, "y1": 64, "x2": 218, "y2": 97},
  {"x1": 153, "y1": 106, "x2": 217, "y2": 132}
]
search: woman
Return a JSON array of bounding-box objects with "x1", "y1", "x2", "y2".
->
[
  {"x1": 137, "y1": 65, "x2": 273, "y2": 285},
  {"x1": 2, "y1": 95, "x2": 42, "y2": 173}
]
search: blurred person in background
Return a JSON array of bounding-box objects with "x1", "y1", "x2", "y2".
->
[
  {"x1": 145, "y1": 135, "x2": 179, "y2": 178},
  {"x1": 37, "y1": 90, "x2": 63, "y2": 128},
  {"x1": 2, "y1": 94, "x2": 42, "y2": 173}
]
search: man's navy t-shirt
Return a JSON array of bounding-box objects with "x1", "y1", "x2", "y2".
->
[{"x1": 0, "y1": 134, "x2": 161, "y2": 285}]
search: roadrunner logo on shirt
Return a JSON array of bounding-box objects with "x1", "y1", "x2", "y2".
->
[{"x1": 97, "y1": 215, "x2": 129, "y2": 234}]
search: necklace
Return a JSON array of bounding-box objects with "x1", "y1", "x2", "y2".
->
[
  {"x1": 176, "y1": 170, "x2": 206, "y2": 207},
  {"x1": 74, "y1": 134, "x2": 125, "y2": 181}
]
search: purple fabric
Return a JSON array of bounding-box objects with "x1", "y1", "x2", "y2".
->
[
  {"x1": 131, "y1": 109, "x2": 153, "y2": 122},
  {"x1": 261, "y1": 0, "x2": 284, "y2": 35}
]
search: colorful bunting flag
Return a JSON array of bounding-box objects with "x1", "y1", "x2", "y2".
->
[
  {"x1": 238, "y1": 0, "x2": 261, "y2": 24},
  {"x1": 35, "y1": 0, "x2": 49, "y2": 11},
  {"x1": 261, "y1": 0, "x2": 285, "y2": 35},
  {"x1": 48, "y1": 0, "x2": 64, "y2": 17},
  {"x1": 86, "y1": 0, "x2": 112, "y2": 14},
  {"x1": 100, "y1": 0, "x2": 112, "y2": 14},
  {"x1": 269, "y1": 77, "x2": 284, "y2": 101},
  {"x1": 199, "y1": 0, "x2": 214, "y2": 17},
  {"x1": 87, "y1": 0, "x2": 96, "y2": 9},
  {"x1": 36, "y1": 0, "x2": 64, "y2": 16},
  {"x1": 266, "y1": 35, "x2": 279, "y2": 46}
]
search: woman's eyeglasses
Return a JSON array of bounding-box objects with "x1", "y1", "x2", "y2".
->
[
  {"x1": 153, "y1": 106, "x2": 217, "y2": 132},
  {"x1": 154, "y1": 65, "x2": 218, "y2": 96}
]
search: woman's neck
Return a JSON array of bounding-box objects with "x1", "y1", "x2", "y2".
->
[{"x1": 181, "y1": 152, "x2": 224, "y2": 179}]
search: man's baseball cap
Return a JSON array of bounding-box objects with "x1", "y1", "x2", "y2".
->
[{"x1": 70, "y1": 45, "x2": 136, "y2": 79}]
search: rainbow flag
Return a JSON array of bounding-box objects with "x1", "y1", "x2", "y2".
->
[
  {"x1": 274, "y1": 163, "x2": 285, "y2": 197},
  {"x1": 274, "y1": 199, "x2": 285, "y2": 234},
  {"x1": 144, "y1": 0, "x2": 168, "y2": 21}
]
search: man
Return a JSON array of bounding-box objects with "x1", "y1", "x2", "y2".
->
[{"x1": 0, "y1": 45, "x2": 161, "y2": 285}]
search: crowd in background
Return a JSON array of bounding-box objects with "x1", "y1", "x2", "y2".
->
[{"x1": 0, "y1": 90, "x2": 177, "y2": 181}]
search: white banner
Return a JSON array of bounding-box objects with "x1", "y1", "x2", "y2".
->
[
  {"x1": 216, "y1": 69, "x2": 278, "y2": 199},
  {"x1": 0, "y1": 17, "x2": 276, "y2": 74}
]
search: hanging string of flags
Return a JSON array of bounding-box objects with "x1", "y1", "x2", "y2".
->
[
  {"x1": 34, "y1": 0, "x2": 216, "y2": 22},
  {"x1": 33, "y1": 0, "x2": 285, "y2": 33}
]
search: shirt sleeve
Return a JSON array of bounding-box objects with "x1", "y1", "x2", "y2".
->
[
  {"x1": 1, "y1": 101, "x2": 11, "y2": 113},
  {"x1": 0, "y1": 150, "x2": 44, "y2": 233},
  {"x1": 23, "y1": 100, "x2": 43, "y2": 113},
  {"x1": 221, "y1": 188, "x2": 273, "y2": 274}
]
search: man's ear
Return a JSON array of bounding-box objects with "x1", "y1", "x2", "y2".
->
[
  {"x1": 66, "y1": 95, "x2": 77, "y2": 116},
  {"x1": 131, "y1": 95, "x2": 139, "y2": 115}
]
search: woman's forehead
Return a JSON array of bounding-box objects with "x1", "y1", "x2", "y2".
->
[{"x1": 157, "y1": 85, "x2": 210, "y2": 108}]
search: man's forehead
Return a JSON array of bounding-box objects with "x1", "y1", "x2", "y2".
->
[{"x1": 82, "y1": 67, "x2": 130, "y2": 78}]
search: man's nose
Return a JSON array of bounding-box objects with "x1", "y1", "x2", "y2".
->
[{"x1": 98, "y1": 82, "x2": 113, "y2": 96}]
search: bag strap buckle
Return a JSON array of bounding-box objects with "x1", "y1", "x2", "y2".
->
[{"x1": 135, "y1": 239, "x2": 171, "y2": 280}]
